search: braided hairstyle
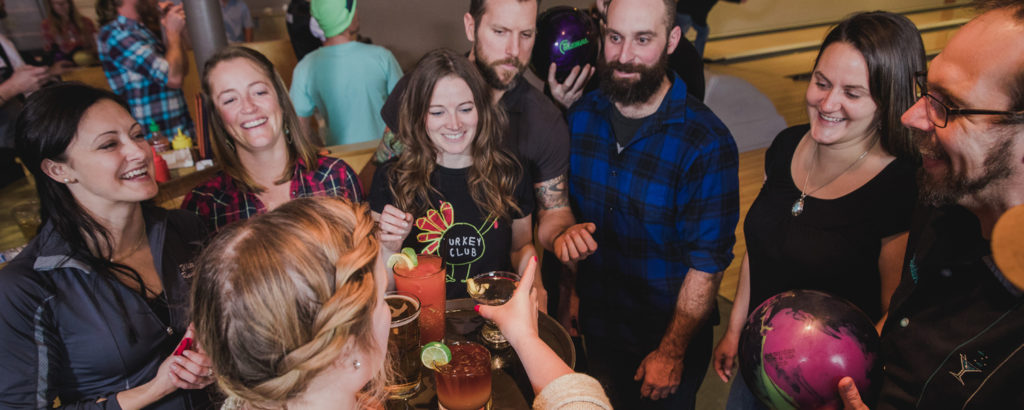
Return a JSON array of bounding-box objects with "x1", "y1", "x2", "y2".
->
[{"x1": 191, "y1": 197, "x2": 386, "y2": 408}]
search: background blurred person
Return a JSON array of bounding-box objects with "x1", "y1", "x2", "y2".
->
[
  {"x1": 41, "y1": 0, "x2": 99, "y2": 65},
  {"x1": 0, "y1": 33, "x2": 52, "y2": 188},
  {"x1": 182, "y1": 46, "x2": 361, "y2": 233},
  {"x1": 285, "y1": 0, "x2": 322, "y2": 61},
  {"x1": 712, "y1": 12, "x2": 924, "y2": 409},
  {"x1": 290, "y1": 0, "x2": 402, "y2": 146},
  {"x1": 191, "y1": 197, "x2": 390, "y2": 409},
  {"x1": 0, "y1": 83, "x2": 214, "y2": 409},
  {"x1": 221, "y1": 0, "x2": 254, "y2": 43},
  {"x1": 96, "y1": 0, "x2": 195, "y2": 139},
  {"x1": 370, "y1": 48, "x2": 537, "y2": 300}
]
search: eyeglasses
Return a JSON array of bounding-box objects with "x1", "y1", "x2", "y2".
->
[{"x1": 914, "y1": 72, "x2": 1024, "y2": 128}]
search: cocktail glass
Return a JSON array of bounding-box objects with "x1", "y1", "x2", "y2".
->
[
  {"x1": 467, "y1": 271, "x2": 520, "y2": 347},
  {"x1": 385, "y1": 291, "x2": 421, "y2": 399},
  {"x1": 393, "y1": 254, "x2": 446, "y2": 344},
  {"x1": 433, "y1": 341, "x2": 492, "y2": 410}
]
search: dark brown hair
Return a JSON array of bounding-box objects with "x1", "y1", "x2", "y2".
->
[
  {"x1": 469, "y1": 0, "x2": 536, "y2": 27},
  {"x1": 814, "y1": 11, "x2": 926, "y2": 160},
  {"x1": 201, "y1": 46, "x2": 321, "y2": 193},
  {"x1": 389, "y1": 48, "x2": 522, "y2": 221}
]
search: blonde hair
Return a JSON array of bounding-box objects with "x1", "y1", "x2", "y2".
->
[{"x1": 191, "y1": 197, "x2": 386, "y2": 408}]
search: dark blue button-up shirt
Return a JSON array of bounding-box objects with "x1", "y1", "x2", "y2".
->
[{"x1": 568, "y1": 74, "x2": 739, "y2": 345}]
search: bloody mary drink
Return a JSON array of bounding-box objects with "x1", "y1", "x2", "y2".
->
[
  {"x1": 434, "y1": 342, "x2": 492, "y2": 410},
  {"x1": 393, "y1": 254, "x2": 446, "y2": 344}
]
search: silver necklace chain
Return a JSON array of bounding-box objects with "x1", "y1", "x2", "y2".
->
[{"x1": 791, "y1": 139, "x2": 876, "y2": 216}]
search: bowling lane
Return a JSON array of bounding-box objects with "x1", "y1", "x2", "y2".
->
[{"x1": 704, "y1": 6, "x2": 978, "y2": 62}]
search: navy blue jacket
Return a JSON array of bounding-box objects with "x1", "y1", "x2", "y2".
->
[{"x1": 0, "y1": 207, "x2": 211, "y2": 409}]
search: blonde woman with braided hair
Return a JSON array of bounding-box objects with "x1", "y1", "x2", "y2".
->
[{"x1": 191, "y1": 197, "x2": 390, "y2": 409}]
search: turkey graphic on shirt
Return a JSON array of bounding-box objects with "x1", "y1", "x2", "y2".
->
[{"x1": 415, "y1": 201, "x2": 497, "y2": 283}]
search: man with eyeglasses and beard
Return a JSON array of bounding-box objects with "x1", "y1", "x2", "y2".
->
[
  {"x1": 565, "y1": 0, "x2": 738, "y2": 408},
  {"x1": 839, "y1": 1, "x2": 1024, "y2": 409},
  {"x1": 374, "y1": 0, "x2": 600, "y2": 314},
  {"x1": 96, "y1": 0, "x2": 194, "y2": 140}
]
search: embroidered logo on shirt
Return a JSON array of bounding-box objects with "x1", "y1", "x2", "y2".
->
[
  {"x1": 415, "y1": 201, "x2": 496, "y2": 283},
  {"x1": 178, "y1": 261, "x2": 195, "y2": 280},
  {"x1": 949, "y1": 351, "x2": 988, "y2": 386}
]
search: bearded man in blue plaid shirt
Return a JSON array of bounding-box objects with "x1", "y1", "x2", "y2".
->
[
  {"x1": 97, "y1": 0, "x2": 195, "y2": 138},
  {"x1": 567, "y1": 0, "x2": 739, "y2": 408}
]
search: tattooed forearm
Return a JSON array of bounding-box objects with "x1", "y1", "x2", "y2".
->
[{"x1": 534, "y1": 174, "x2": 569, "y2": 210}]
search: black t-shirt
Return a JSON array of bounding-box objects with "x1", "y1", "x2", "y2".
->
[
  {"x1": 743, "y1": 125, "x2": 917, "y2": 321},
  {"x1": 608, "y1": 105, "x2": 647, "y2": 147},
  {"x1": 380, "y1": 74, "x2": 569, "y2": 185},
  {"x1": 369, "y1": 160, "x2": 535, "y2": 300}
]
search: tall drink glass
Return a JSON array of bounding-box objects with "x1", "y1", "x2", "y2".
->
[
  {"x1": 385, "y1": 291, "x2": 421, "y2": 399},
  {"x1": 434, "y1": 341, "x2": 492, "y2": 410},
  {"x1": 393, "y1": 254, "x2": 446, "y2": 344}
]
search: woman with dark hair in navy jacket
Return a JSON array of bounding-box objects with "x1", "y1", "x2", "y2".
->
[{"x1": 0, "y1": 83, "x2": 214, "y2": 409}]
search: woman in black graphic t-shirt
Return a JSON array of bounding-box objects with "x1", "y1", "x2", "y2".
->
[{"x1": 370, "y1": 49, "x2": 536, "y2": 300}]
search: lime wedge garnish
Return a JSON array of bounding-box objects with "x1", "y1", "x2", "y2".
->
[
  {"x1": 386, "y1": 253, "x2": 415, "y2": 269},
  {"x1": 466, "y1": 277, "x2": 490, "y2": 297},
  {"x1": 420, "y1": 342, "x2": 451, "y2": 370},
  {"x1": 401, "y1": 247, "x2": 418, "y2": 267}
]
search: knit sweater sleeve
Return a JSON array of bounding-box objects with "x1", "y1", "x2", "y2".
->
[{"x1": 532, "y1": 373, "x2": 612, "y2": 410}]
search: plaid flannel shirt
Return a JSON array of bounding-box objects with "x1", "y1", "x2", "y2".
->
[
  {"x1": 98, "y1": 15, "x2": 194, "y2": 137},
  {"x1": 181, "y1": 156, "x2": 363, "y2": 232},
  {"x1": 568, "y1": 74, "x2": 739, "y2": 340}
]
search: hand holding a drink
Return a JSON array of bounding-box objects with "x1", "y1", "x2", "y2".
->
[
  {"x1": 476, "y1": 256, "x2": 579, "y2": 395},
  {"x1": 476, "y1": 256, "x2": 540, "y2": 347}
]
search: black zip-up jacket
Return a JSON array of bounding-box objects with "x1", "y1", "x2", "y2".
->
[{"x1": 0, "y1": 207, "x2": 211, "y2": 409}]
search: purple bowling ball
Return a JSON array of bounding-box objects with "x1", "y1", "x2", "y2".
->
[
  {"x1": 531, "y1": 6, "x2": 599, "y2": 82},
  {"x1": 738, "y1": 290, "x2": 881, "y2": 410}
]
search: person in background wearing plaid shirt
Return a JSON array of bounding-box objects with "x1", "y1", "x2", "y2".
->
[
  {"x1": 96, "y1": 0, "x2": 195, "y2": 139},
  {"x1": 566, "y1": 0, "x2": 739, "y2": 408}
]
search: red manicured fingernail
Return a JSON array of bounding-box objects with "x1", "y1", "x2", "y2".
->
[
  {"x1": 531, "y1": 255, "x2": 537, "y2": 263},
  {"x1": 474, "y1": 305, "x2": 481, "y2": 312}
]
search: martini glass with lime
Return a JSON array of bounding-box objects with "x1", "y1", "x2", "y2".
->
[{"x1": 467, "y1": 271, "x2": 520, "y2": 347}]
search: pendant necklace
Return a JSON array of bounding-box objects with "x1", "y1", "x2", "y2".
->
[{"x1": 791, "y1": 139, "x2": 875, "y2": 216}]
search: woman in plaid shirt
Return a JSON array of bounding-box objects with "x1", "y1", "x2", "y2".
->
[{"x1": 182, "y1": 46, "x2": 362, "y2": 232}]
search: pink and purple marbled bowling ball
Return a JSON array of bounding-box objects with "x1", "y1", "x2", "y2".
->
[{"x1": 738, "y1": 289, "x2": 881, "y2": 410}]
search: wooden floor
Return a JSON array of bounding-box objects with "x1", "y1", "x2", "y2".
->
[{"x1": 710, "y1": 6, "x2": 975, "y2": 301}]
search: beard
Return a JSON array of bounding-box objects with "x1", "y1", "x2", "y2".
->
[
  {"x1": 916, "y1": 129, "x2": 1015, "y2": 207},
  {"x1": 473, "y1": 41, "x2": 525, "y2": 91},
  {"x1": 136, "y1": 0, "x2": 162, "y2": 36},
  {"x1": 596, "y1": 47, "x2": 669, "y2": 105}
]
